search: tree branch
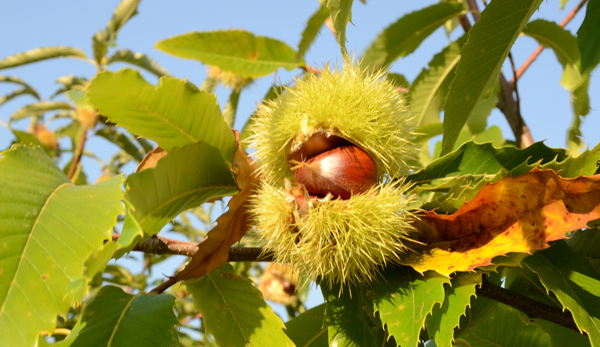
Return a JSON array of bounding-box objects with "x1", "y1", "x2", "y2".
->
[
  {"x1": 119, "y1": 233, "x2": 579, "y2": 331},
  {"x1": 477, "y1": 276, "x2": 580, "y2": 332},
  {"x1": 513, "y1": 0, "x2": 588, "y2": 82},
  {"x1": 112, "y1": 234, "x2": 275, "y2": 261}
]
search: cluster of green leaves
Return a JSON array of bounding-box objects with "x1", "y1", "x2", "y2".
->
[{"x1": 1, "y1": 0, "x2": 600, "y2": 347}]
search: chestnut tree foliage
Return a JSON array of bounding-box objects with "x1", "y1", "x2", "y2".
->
[{"x1": 1, "y1": 0, "x2": 600, "y2": 346}]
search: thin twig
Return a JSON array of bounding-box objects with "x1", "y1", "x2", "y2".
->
[
  {"x1": 508, "y1": 52, "x2": 522, "y2": 126},
  {"x1": 513, "y1": 0, "x2": 589, "y2": 82},
  {"x1": 67, "y1": 130, "x2": 87, "y2": 180}
]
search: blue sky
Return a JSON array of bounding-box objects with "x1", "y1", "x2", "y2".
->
[{"x1": 1, "y1": 0, "x2": 598, "y2": 322}]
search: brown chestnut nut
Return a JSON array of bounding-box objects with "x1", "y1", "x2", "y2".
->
[
  {"x1": 293, "y1": 145, "x2": 377, "y2": 199},
  {"x1": 288, "y1": 132, "x2": 351, "y2": 163}
]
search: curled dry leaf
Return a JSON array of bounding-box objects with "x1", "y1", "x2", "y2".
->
[
  {"x1": 402, "y1": 169, "x2": 600, "y2": 276},
  {"x1": 170, "y1": 130, "x2": 260, "y2": 282},
  {"x1": 136, "y1": 146, "x2": 167, "y2": 172}
]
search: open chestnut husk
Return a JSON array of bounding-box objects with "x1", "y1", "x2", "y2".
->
[{"x1": 249, "y1": 64, "x2": 417, "y2": 287}]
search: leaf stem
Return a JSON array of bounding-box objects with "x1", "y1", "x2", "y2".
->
[
  {"x1": 223, "y1": 87, "x2": 241, "y2": 128},
  {"x1": 67, "y1": 129, "x2": 87, "y2": 180}
]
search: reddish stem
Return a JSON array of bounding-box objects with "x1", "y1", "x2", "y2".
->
[{"x1": 67, "y1": 130, "x2": 87, "y2": 180}]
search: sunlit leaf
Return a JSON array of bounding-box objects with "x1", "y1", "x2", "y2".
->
[
  {"x1": 326, "y1": 0, "x2": 354, "y2": 62},
  {"x1": 524, "y1": 242, "x2": 600, "y2": 347},
  {"x1": 156, "y1": 30, "x2": 303, "y2": 78},
  {"x1": 286, "y1": 304, "x2": 328, "y2": 346},
  {"x1": 362, "y1": 2, "x2": 465, "y2": 69},
  {"x1": 406, "y1": 141, "x2": 567, "y2": 187},
  {"x1": 432, "y1": 126, "x2": 504, "y2": 160},
  {"x1": 372, "y1": 267, "x2": 449, "y2": 347},
  {"x1": 185, "y1": 264, "x2": 294, "y2": 347},
  {"x1": 53, "y1": 286, "x2": 179, "y2": 347},
  {"x1": 410, "y1": 35, "x2": 466, "y2": 125},
  {"x1": 87, "y1": 69, "x2": 237, "y2": 160},
  {"x1": 578, "y1": 0, "x2": 600, "y2": 73},
  {"x1": 298, "y1": 3, "x2": 330, "y2": 59},
  {"x1": 0, "y1": 145, "x2": 123, "y2": 347},
  {"x1": 402, "y1": 169, "x2": 600, "y2": 276},
  {"x1": 125, "y1": 142, "x2": 238, "y2": 236},
  {"x1": 106, "y1": 49, "x2": 171, "y2": 77},
  {"x1": 522, "y1": 19, "x2": 582, "y2": 90},
  {"x1": 441, "y1": 0, "x2": 543, "y2": 155},
  {"x1": 0, "y1": 47, "x2": 88, "y2": 70}
]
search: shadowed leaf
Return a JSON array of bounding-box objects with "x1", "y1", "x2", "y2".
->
[
  {"x1": 524, "y1": 242, "x2": 600, "y2": 347},
  {"x1": 53, "y1": 286, "x2": 179, "y2": 347},
  {"x1": 10, "y1": 101, "x2": 74, "y2": 123},
  {"x1": 0, "y1": 47, "x2": 88, "y2": 70},
  {"x1": 125, "y1": 142, "x2": 238, "y2": 236},
  {"x1": 168, "y1": 132, "x2": 259, "y2": 281},
  {"x1": 522, "y1": 20, "x2": 583, "y2": 91},
  {"x1": 441, "y1": 0, "x2": 543, "y2": 155},
  {"x1": 286, "y1": 304, "x2": 328, "y2": 346},
  {"x1": 362, "y1": 2, "x2": 465, "y2": 69},
  {"x1": 460, "y1": 305, "x2": 551, "y2": 346},
  {"x1": 106, "y1": 49, "x2": 171, "y2": 77},
  {"x1": 410, "y1": 35, "x2": 466, "y2": 125},
  {"x1": 578, "y1": 0, "x2": 600, "y2": 73},
  {"x1": 186, "y1": 264, "x2": 294, "y2": 347},
  {"x1": 323, "y1": 284, "x2": 380, "y2": 347}
]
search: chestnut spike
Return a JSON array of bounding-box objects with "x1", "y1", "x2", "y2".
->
[{"x1": 293, "y1": 145, "x2": 377, "y2": 199}]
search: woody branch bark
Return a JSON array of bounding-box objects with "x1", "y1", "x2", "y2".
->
[{"x1": 114, "y1": 233, "x2": 579, "y2": 332}]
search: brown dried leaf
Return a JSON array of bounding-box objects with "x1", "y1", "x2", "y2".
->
[
  {"x1": 136, "y1": 146, "x2": 167, "y2": 172},
  {"x1": 402, "y1": 169, "x2": 600, "y2": 276},
  {"x1": 171, "y1": 130, "x2": 260, "y2": 281}
]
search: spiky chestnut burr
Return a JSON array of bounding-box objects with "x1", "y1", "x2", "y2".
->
[{"x1": 249, "y1": 63, "x2": 417, "y2": 286}]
